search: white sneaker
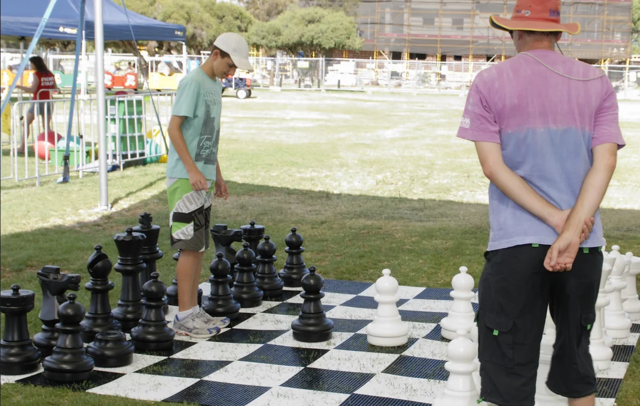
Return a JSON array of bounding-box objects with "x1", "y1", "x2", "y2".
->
[
  {"x1": 196, "y1": 308, "x2": 231, "y2": 329},
  {"x1": 172, "y1": 311, "x2": 221, "y2": 339}
]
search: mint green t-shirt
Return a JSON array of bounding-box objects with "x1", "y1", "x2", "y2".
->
[{"x1": 166, "y1": 68, "x2": 222, "y2": 181}]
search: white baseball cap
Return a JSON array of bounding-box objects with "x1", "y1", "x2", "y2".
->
[{"x1": 213, "y1": 33, "x2": 253, "y2": 72}]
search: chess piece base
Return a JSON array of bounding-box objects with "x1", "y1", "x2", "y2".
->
[
  {"x1": 0, "y1": 339, "x2": 42, "y2": 375},
  {"x1": 80, "y1": 314, "x2": 121, "y2": 343},
  {"x1": 33, "y1": 326, "x2": 57, "y2": 358},
  {"x1": 292, "y1": 329, "x2": 332, "y2": 343},
  {"x1": 292, "y1": 317, "x2": 334, "y2": 343},
  {"x1": 87, "y1": 331, "x2": 134, "y2": 368}
]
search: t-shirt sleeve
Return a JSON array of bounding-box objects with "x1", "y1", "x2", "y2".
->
[
  {"x1": 592, "y1": 82, "x2": 625, "y2": 150},
  {"x1": 456, "y1": 78, "x2": 501, "y2": 144},
  {"x1": 171, "y1": 77, "x2": 199, "y2": 118}
]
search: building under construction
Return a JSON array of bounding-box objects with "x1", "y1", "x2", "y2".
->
[{"x1": 355, "y1": 0, "x2": 634, "y2": 62}]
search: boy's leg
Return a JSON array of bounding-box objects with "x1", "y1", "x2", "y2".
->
[{"x1": 177, "y1": 249, "x2": 204, "y2": 311}]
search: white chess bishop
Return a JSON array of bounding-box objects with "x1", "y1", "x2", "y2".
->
[
  {"x1": 366, "y1": 269, "x2": 409, "y2": 347},
  {"x1": 621, "y1": 252, "x2": 640, "y2": 321},
  {"x1": 440, "y1": 266, "x2": 476, "y2": 340},
  {"x1": 605, "y1": 246, "x2": 632, "y2": 339}
]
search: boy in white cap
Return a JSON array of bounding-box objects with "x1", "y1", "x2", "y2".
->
[{"x1": 166, "y1": 33, "x2": 253, "y2": 338}]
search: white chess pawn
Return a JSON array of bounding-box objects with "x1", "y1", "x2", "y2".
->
[
  {"x1": 366, "y1": 269, "x2": 409, "y2": 347},
  {"x1": 440, "y1": 267, "x2": 476, "y2": 340},
  {"x1": 622, "y1": 253, "x2": 640, "y2": 321},
  {"x1": 605, "y1": 246, "x2": 632, "y2": 339},
  {"x1": 535, "y1": 310, "x2": 568, "y2": 406},
  {"x1": 590, "y1": 263, "x2": 613, "y2": 371},
  {"x1": 433, "y1": 328, "x2": 482, "y2": 406}
]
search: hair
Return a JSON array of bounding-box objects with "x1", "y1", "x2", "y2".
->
[
  {"x1": 210, "y1": 45, "x2": 231, "y2": 60},
  {"x1": 29, "y1": 56, "x2": 51, "y2": 74},
  {"x1": 511, "y1": 30, "x2": 561, "y2": 40}
]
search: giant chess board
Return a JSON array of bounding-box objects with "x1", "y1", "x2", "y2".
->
[{"x1": 3, "y1": 280, "x2": 638, "y2": 406}]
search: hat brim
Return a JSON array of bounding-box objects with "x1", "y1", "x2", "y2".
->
[
  {"x1": 490, "y1": 15, "x2": 581, "y2": 35},
  {"x1": 230, "y1": 55, "x2": 253, "y2": 72}
]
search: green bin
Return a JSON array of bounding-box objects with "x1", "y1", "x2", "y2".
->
[{"x1": 106, "y1": 98, "x2": 145, "y2": 154}]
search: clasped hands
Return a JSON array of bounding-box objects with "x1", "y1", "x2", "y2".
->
[{"x1": 544, "y1": 209, "x2": 595, "y2": 273}]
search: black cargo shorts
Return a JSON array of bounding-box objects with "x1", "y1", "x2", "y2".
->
[{"x1": 476, "y1": 244, "x2": 602, "y2": 406}]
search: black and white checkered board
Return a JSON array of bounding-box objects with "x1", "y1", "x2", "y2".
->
[{"x1": 3, "y1": 279, "x2": 639, "y2": 406}]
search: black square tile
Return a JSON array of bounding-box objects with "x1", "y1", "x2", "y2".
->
[
  {"x1": 341, "y1": 394, "x2": 432, "y2": 406},
  {"x1": 281, "y1": 368, "x2": 374, "y2": 394},
  {"x1": 335, "y1": 334, "x2": 418, "y2": 354},
  {"x1": 611, "y1": 345, "x2": 635, "y2": 363},
  {"x1": 399, "y1": 310, "x2": 448, "y2": 324},
  {"x1": 263, "y1": 290, "x2": 302, "y2": 302},
  {"x1": 332, "y1": 318, "x2": 373, "y2": 333},
  {"x1": 264, "y1": 302, "x2": 335, "y2": 315},
  {"x1": 382, "y1": 356, "x2": 448, "y2": 380},
  {"x1": 323, "y1": 279, "x2": 373, "y2": 295},
  {"x1": 342, "y1": 296, "x2": 409, "y2": 310},
  {"x1": 227, "y1": 312, "x2": 257, "y2": 329},
  {"x1": 134, "y1": 338, "x2": 197, "y2": 356},
  {"x1": 595, "y1": 377, "x2": 623, "y2": 399},
  {"x1": 209, "y1": 329, "x2": 288, "y2": 344},
  {"x1": 631, "y1": 323, "x2": 640, "y2": 334},
  {"x1": 136, "y1": 358, "x2": 231, "y2": 379},
  {"x1": 16, "y1": 370, "x2": 124, "y2": 391},
  {"x1": 163, "y1": 380, "x2": 270, "y2": 406},
  {"x1": 423, "y1": 324, "x2": 450, "y2": 342},
  {"x1": 413, "y1": 288, "x2": 454, "y2": 301},
  {"x1": 240, "y1": 344, "x2": 329, "y2": 367}
]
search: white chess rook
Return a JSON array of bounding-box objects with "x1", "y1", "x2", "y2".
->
[
  {"x1": 433, "y1": 328, "x2": 482, "y2": 406},
  {"x1": 535, "y1": 310, "x2": 569, "y2": 406},
  {"x1": 621, "y1": 253, "x2": 640, "y2": 321},
  {"x1": 366, "y1": 269, "x2": 409, "y2": 347},
  {"x1": 440, "y1": 266, "x2": 476, "y2": 340},
  {"x1": 605, "y1": 246, "x2": 632, "y2": 339},
  {"x1": 590, "y1": 262, "x2": 614, "y2": 371}
]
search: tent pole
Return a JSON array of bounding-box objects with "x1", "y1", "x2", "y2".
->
[
  {"x1": 19, "y1": 39, "x2": 24, "y2": 103},
  {"x1": 95, "y1": 0, "x2": 109, "y2": 210},
  {"x1": 81, "y1": 29, "x2": 87, "y2": 96},
  {"x1": 183, "y1": 42, "x2": 187, "y2": 73}
]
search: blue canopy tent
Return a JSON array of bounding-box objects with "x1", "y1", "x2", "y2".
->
[{"x1": 0, "y1": 0, "x2": 186, "y2": 41}]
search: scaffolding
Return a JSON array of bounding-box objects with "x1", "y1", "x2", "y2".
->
[{"x1": 356, "y1": 0, "x2": 634, "y2": 61}]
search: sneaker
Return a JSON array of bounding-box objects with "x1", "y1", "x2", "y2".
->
[
  {"x1": 196, "y1": 308, "x2": 231, "y2": 329},
  {"x1": 172, "y1": 312, "x2": 221, "y2": 339}
]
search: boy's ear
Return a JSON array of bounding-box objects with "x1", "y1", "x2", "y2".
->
[{"x1": 211, "y1": 49, "x2": 220, "y2": 59}]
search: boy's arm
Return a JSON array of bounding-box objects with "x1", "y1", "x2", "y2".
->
[
  {"x1": 214, "y1": 158, "x2": 229, "y2": 200},
  {"x1": 544, "y1": 143, "x2": 618, "y2": 271},
  {"x1": 168, "y1": 115, "x2": 207, "y2": 191}
]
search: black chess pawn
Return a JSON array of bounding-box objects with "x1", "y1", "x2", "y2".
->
[
  {"x1": 131, "y1": 273, "x2": 175, "y2": 351},
  {"x1": 204, "y1": 252, "x2": 241, "y2": 320},
  {"x1": 291, "y1": 266, "x2": 333, "y2": 343},
  {"x1": 256, "y1": 236, "x2": 284, "y2": 298},
  {"x1": 0, "y1": 285, "x2": 41, "y2": 375},
  {"x1": 241, "y1": 221, "x2": 265, "y2": 264},
  {"x1": 278, "y1": 228, "x2": 310, "y2": 288},
  {"x1": 232, "y1": 243, "x2": 263, "y2": 308},
  {"x1": 112, "y1": 227, "x2": 146, "y2": 333},
  {"x1": 132, "y1": 213, "x2": 164, "y2": 290},
  {"x1": 42, "y1": 293, "x2": 94, "y2": 382},
  {"x1": 210, "y1": 224, "x2": 243, "y2": 288},
  {"x1": 87, "y1": 330, "x2": 134, "y2": 368},
  {"x1": 81, "y1": 245, "x2": 121, "y2": 343},
  {"x1": 34, "y1": 265, "x2": 81, "y2": 357},
  {"x1": 166, "y1": 250, "x2": 202, "y2": 307}
]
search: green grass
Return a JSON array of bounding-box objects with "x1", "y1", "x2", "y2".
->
[{"x1": 1, "y1": 89, "x2": 639, "y2": 405}]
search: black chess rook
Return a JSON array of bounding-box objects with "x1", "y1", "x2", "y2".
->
[
  {"x1": 81, "y1": 245, "x2": 121, "y2": 343},
  {"x1": 232, "y1": 243, "x2": 263, "y2": 308},
  {"x1": 132, "y1": 212, "x2": 164, "y2": 291},
  {"x1": 0, "y1": 285, "x2": 41, "y2": 375},
  {"x1": 111, "y1": 228, "x2": 146, "y2": 333},
  {"x1": 278, "y1": 227, "x2": 310, "y2": 288},
  {"x1": 291, "y1": 266, "x2": 333, "y2": 343},
  {"x1": 256, "y1": 235, "x2": 284, "y2": 298},
  {"x1": 210, "y1": 224, "x2": 243, "y2": 288},
  {"x1": 204, "y1": 252, "x2": 241, "y2": 320},
  {"x1": 131, "y1": 273, "x2": 175, "y2": 351},
  {"x1": 241, "y1": 221, "x2": 265, "y2": 264}
]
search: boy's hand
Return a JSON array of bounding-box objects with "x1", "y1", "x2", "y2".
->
[
  {"x1": 215, "y1": 177, "x2": 229, "y2": 200},
  {"x1": 544, "y1": 232, "x2": 581, "y2": 272},
  {"x1": 188, "y1": 169, "x2": 208, "y2": 191}
]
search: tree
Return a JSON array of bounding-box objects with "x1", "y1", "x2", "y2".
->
[
  {"x1": 240, "y1": 0, "x2": 296, "y2": 21},
  {"x1": 299, "y1": 0, "x2": 361, "y2": 17}
]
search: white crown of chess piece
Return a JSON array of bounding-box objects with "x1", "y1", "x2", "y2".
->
[
  {"x1": 440, "y1": 267, "x2": 476, "y2": 340},
  {"x1": 366, "y1": 269, "x2": 409, "y2": 347},
  {"x1": 622, "y1": 252, "x2": 640, "y2": 321},
  {"x1": 605, "y1": 246, "x2": 632, "y2": 339},
  {"x1": 590, "y1": 263, "x2": 614, "y2": 371},
  {"x1": 535, "y1": 310, "x2": 568, "y2": 405},
  {"x1": 433, "y1": 328, "x2": 482, "y2": 406}
]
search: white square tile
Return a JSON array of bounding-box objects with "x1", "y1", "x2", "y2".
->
[
  {"x1": 359, "y1": 285, "x2": 426, "y2": 300},
  {"x1": 165, "y1": 305, "x2": 179, "y2": 322},
  {"x1": 199, "y1": 282, "x2": 210, "y2": 296},
  {"x1": 283, "y1": 286, "x2": 304, "y2": 292},
  {"x1": 234, "y1": 313, "x2": 298, "y2": 330},
  {"x1": 595, "y1": 398, "x2": 616, "y2": 406},
  {"x1": 595, "y1": 362, "x2": 629, "y2": 379},
  {"x1": 355, "y1": 373, "x2": 447, "y2": 403},
  {"x1": 399, "y1": 299, "x2": 453, "y2": 313},
  {"x1": 308, "y1": 349, "x2": 399, "y2": 373},
  {"x1": 204, "y1": 361, "x2": 303, "y2": 386},
  {"x1": 286, "y1": 292, "x2": 356, "y2": 306},
  {"x1": 267, "y1": 331, "x2": 353, "y2": 349},
  {"x1": 0, "y1": 365, "x2": 43, "y2": 384},
  {"x1": 401, "y1": 338, "x2": 448, "y2": 360},
  {"x1": 171, "y1": 341, "x2": 263, "y2": 361},
  {"x1": 239, "y1": 300, "x2": 281, "y2": 313},
  {"x1": 87, "y1": 373, "x2": 198, "y2": 401},
  {"x1": 93, "y1": 353, "x2": 167, "y2": 374},
  {"x1": 613, "y1": 333, "x2": 639, "y2": 346},
  {"x1": 326, "y1": 306, "x2": 377, "y2": 320},
  {"x1": 356, "y1": 322, "x2": 439, "y2": 339},
  {"x1": 247, "y1": 387, "x2": 349, "y2": 406}
]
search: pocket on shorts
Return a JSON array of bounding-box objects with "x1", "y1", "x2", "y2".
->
[
  {"x1": 582, "y1": 313, "x2": 596, "y2": 332},
  {"x1": 480, "y1": 311, "x2": 515, "y2": 368}
]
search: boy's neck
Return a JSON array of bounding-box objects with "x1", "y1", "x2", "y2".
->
[{"x1": 199, "y1": 57, "x2": 217, "y2": 81}]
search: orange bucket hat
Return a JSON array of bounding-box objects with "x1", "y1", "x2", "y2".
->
[{"x1": 490, "y1": 0, "x2": 581, "y2": 35}]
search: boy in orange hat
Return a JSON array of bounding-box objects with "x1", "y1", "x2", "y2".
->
[{"x1": 457, "y1": 0, "x2": 625, "y2": 405}]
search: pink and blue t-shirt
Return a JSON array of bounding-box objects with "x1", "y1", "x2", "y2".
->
[{"x1": 457, "y1": 49, "x2": 625, "y2": 251}]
